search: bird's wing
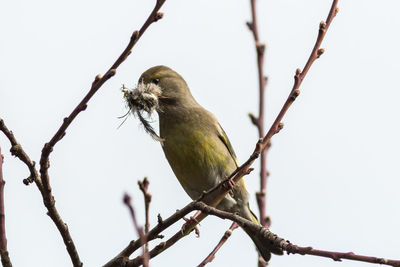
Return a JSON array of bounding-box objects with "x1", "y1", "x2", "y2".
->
[{"x1": 217, "y1": 123, "x2": 239, "y2": 168}]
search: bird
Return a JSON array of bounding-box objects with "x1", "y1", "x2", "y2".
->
[{"x1": 126, "y1": 65, "x2": 283, "y2": 261}]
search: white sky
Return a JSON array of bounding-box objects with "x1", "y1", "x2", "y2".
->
[{"x1": 1, "y1": 1, "x2": 400, "y2": 267}]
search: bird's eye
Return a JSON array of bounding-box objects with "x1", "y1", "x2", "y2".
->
[{"x1": 152, "y1": 78, "x2": 160, "y2": 85}]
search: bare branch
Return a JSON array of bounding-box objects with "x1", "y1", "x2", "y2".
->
[
  {"x1": 248, "y1": 1, "x2": 338, "y2": 264},
  {"x1": 35, "y1": 1, "x2": 166, "y2": 266},
  {"x1": 123, "y1": 194, "x2": 148, "y2": 267},
  {"x1": 138, "y1": 178, "x2": 151, "y2": 235},
  {"x1": 285, "y1": 246, "x2": 400, "y2": 267},
  {"x1": 103, "y1": 202, "x2": 197, "y2": 267},
  {"x1": 257, "y1": 0, "x2": 338, "y2": 162},
  {"x1": 138, "y1": 178, "x2": 152, "y2": 266},
  {"x1": 197, "y1": 222, "x2": 239, "y2": 267},
  {"x1": 123, "y1": 194, "x2": 144, "y2": 241},
  {"x1": 247, "y1": 2, "x2": 270, "y2": 266},
  {"x1": 0, "y1": 119, "x2": 82, "y2": 266},
  {"x1": 0, "y1": 146, "x2": 12, "y2": 267},
  {"x1": 0, "y1": 119, "x2": 41, "y2": 188}
]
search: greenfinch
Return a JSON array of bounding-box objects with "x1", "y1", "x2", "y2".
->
[{"x1": 125, "y1": 65, "x2": 282, "y2": 261}]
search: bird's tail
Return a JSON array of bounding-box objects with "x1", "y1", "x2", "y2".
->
[{"x1": 242, "y1": 206, "x2": 283, "y2": 262}]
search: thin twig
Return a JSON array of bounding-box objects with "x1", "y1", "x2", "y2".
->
[
  {"x1": 123, "y1": 194, "x2": 144, "y2": 240},
  {"x1": 123, "y1": 194, "x2": 149, "y2": 267},
  {"x1": 247, "y1": 0, "x2": 270, "y2": 228},
  {"x1": 285, "y1": 245, "x2": 400, "y2": 267},
  {"x1": 138, "y1": 178, "x2": 152, "y2": 249},
  {"x1": 256, "y1": 0, "x2": 339, "y2": 169},
  {"x1": 0, "y1": 1, "x2": 166, "y2": 266},
  {"x1": 103, "y1": 202, "x2": 198, "y2": 267},
  {"x1": 247, "y1": 0, "x2": 270, "y2": 265},
  {"x1": 122, "y1": 0, "x2": 340, "y2": 265},
  {"x1": 36, "y1": 0, "x2": 166, "y2": 266},
  {"x1": 0, "y1": 147, "x2": 12, "y2": 267},
  {"x1": 197, "y1": 222, "x2": 239, "y2": 267},
  {"x1": 0, "y1": 119, "x2": 41, "y2": 188}
]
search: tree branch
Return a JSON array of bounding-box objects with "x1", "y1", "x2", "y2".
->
[
  {"x1": 123, "y1": 194, "x2": 149, "y2": 267},
  {"x1": 247, "y1": 0, "x2": 270, "y2": 232},
  {"x1": 103, "y1": 202, "x2": 198, "y2": 267},
  {"x1": 34, "y1": 1, "x2": 166, "y2": 266},
  {"x1": 256, "y1": 0, "x2": 339, "y2": 165},
  {"x1": 0, "y1": 146, "x2": 12, "y2": 267},
  {"x1": 247, "y1": 0, "x2": 270, "y2": 264},
  {"x1": 138, "y1": 178, "x2": 151, "y2": 242},
  {"x1": 284, "y1": 246, "x2": 400, "y2": 267},
  {"x1": 0, "y1": 119, "x2": 41, "y2": 188},
  {"x1": 138, "y1": 178, "x2": 152, "y2": 266}
]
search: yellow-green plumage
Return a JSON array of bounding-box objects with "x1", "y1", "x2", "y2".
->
[{"x1": 136, "y1": 65, "x2": 283, "y2": 261}]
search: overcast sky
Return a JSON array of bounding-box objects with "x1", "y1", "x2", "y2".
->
[{"x1": 1, "y1": 1, "x2": 400, "y2": 267}]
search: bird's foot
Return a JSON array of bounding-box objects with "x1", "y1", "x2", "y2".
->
[
  {"x1": 181, "y1": 216, "x2": 200, "y2": 237},
  {"x1": 222, "y1": 177, "x2": 235, "y2": 197}
]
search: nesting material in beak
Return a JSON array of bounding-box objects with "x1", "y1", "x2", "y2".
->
[{"x1": 122, "y1": 82, "x2": 164, "y2": 142}]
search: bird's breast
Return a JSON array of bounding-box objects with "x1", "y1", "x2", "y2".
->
[{"x1": 160, "y1": 121, "x2": 235, "y2": 200}]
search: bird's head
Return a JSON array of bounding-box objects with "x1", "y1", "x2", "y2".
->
[
  {"x1": 136, "y1": 65, "x2": 195, "y2": 111},
  {"x1": 122, "y1": 65, "x2": 195, "y2": 141}
]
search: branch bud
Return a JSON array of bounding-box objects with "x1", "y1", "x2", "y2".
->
[
  {"x1": 155, "y1": 12, "x2": 164, "y2": 21},
  {"x1": 131, "y1": 31, "x2": 140, "y2": 41},
  {"x1": 289, "y1": 89, "x2": 300, "y2": 101},
  {"x1": 317, "y1": 48, "x2": 325, "y2": 57},
  {"x1": 319, "y1": 21, "x2": 327, "y2": 31},
  {"x1": 248, "y1": 113, "x2": 258, "y2": 126},
  {"x1": 276, "y1": 123, "x2": 284, "y2": 134},
  {"x1": 106, "y1": 69, "x2": 116, "y2": 78},
  {"x1": 256, "y1": 43, "x2": 266, "y2": 54},
  {"x1": 23, "y1": 176, "x2": 35, "y2": 185},
  {"x1": 246, "y1": 21, "x2": 253, "y2": 31},
  {"x1": 157, "y1": 214, "x2": 163, "y2": 224},
  {"x1": 92, "y1": 74, "x2": 102, "y2": 86}
]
